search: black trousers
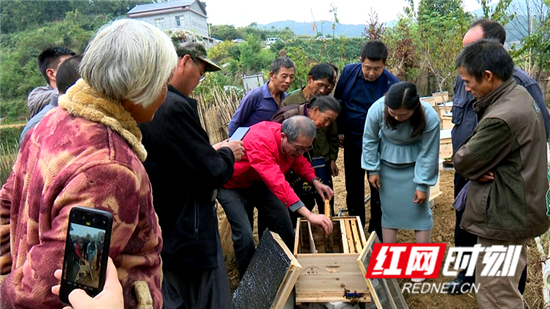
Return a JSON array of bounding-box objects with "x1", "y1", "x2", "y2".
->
[
  {"x1": 344, "y1": 140, "x2": 382, "y2": 241},
  {"x1": 289, "y1": 165, "x2": 335, "y2": 228},
  {"x1": 454, "y1": 173, "x2": 526, "y2": 293},
  {"x1": 161, "y1": 221, "x2": 232, "y2": 309}
]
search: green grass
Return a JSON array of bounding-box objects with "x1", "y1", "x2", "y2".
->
[{"x1": 0, "y1": 141, "x2": 18, "y2": 187}]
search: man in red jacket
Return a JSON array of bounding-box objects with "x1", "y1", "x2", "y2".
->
[{"x1": 218, "y1": 116, "x2": 334, "y2": 277}]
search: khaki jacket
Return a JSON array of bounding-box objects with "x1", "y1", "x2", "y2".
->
[{"x1": 453, "y1": 78, "x2": 550, "y2": 240}]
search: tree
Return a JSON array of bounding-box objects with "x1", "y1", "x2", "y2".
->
[
  {"x1": 383, "y1": 17, "x2": 420, "y2": 81},
  {"x1": 210, "y1": 24, "x2": 240, "y2": 40},
  {"x1": 478, "y1": 0, "x2": 515, "y2": 25},
  {"x1": 508, "y1": 0, "x2": 550, "y2": 81},
  {"x1": 362, "y1": 9, "x2": 385, "y2": 40},
  {"x1": 238, "y1": 35, "x2": 275, "y2": 74},
  {"x1": 0, "y1": 1, "x2": 149, "y2": 34},
  {"x1": 417, "y1": 0, "x2": 472, "y2": 98}
]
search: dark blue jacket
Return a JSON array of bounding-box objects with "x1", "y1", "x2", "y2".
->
[
  {"x1": 334, "y1": 63, "x2": 399, "y2": 146},
  {"x1": 228, "y1": 82, "x2": 287, "y2": 136},
  {"x1": 451, "y1": 67, "x2": 550, "y2": 152}
]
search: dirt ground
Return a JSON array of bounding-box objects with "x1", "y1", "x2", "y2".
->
[{"x1": 218, "y1": 150, "x2": 546, "y2": 308}]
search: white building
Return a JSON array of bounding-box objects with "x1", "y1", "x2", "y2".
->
[{"x1": 127, "y1": 0, "x2": 209, "y2": 37}]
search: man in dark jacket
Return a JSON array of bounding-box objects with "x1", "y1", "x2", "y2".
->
[
  {"x1": 447, "y1": 19, "x2": 550, "y2": 294},
  {"x1": 452, "y1": 39, "x2": 550, "y2": 308},
  {"x1": 334, "y1": 40, "x2": 399, "y2": 239},
  {"x1": 139, "y1": 42, "x2": 244, "y2": 309}
]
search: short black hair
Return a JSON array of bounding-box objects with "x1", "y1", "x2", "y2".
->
[
  {"x1": 309, "y1": 96, "x2": 341, "y2": 114},
  {"x1": 38, "y1": 47, "x2": 76, "y2": 85},
  {"x1": 470, "y1": 19, "x2": 506, "y2": 45},
  {"x1": 455, "y1": 39, "x2": 514, "y2": 83},
  {"x1": 308, "y1": 63, "x2": 335, "y2": 84},
  {"x1": 271, "y1": 57, "x2": 295, "y2": 75},
  {"x1": 360, "y1": 40, "x2": 388, "y2": 64},
  {"x1": 57, "y1": 55, "x2": 83, "y2": 94}
]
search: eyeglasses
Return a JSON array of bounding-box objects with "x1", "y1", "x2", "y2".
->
[
  {"x1": 288, "y1": 138, "x2": 313, "y2": 153},
  {"x1": 190, "y1": 57, "x2": 206, "y2": 83}
]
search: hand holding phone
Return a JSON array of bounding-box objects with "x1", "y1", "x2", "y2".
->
[
  {"x1": 52, "y1": 257, "x2": 123, "y2": 309},
  {"x1": 59, "y1": 207, "x2": 113, "y2": 304}
]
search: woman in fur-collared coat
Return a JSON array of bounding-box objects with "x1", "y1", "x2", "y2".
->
[{"x1": 0, "y1": 19, "x2": 177, "y2": 309}]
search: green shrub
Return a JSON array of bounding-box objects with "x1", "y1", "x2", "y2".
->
[
  {"x1": 0, "y1": 141, "x2": 18, "y2": 187},
  {"x1": 0, "y1": 99, "x2": 28, "y2": 122},
  {"x1": 0, "y1": 125, "x2": 24, "y2": 148}
]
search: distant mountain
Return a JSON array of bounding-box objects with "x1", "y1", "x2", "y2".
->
[
  {"x1": 256, "y1": 20, "x2": 365, "y2": 38},
  {"x1": 257, "y1": 0, "x2": 542, "y2": 41}
]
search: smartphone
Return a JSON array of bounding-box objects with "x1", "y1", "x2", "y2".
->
[
  {"x1": 229, "y1": 127, "x2": 250, "y2": 142},
  {"x1": 59, "y1": 206, "x2": 113, "y2": 304}
]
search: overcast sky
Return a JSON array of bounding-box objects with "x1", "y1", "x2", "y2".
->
[{"x1": 205, "y1": 0, "x2": 486, "y2": 27}]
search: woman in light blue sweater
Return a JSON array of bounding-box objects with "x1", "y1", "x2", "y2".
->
[{"x1": 362, "y1": 82, "x2": 440, "y2": 244}]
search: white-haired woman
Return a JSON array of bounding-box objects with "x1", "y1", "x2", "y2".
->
[{"x1": 0, "y1": 19, "x2": 177, "y2": 309}]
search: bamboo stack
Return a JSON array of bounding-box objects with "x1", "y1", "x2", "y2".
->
[{"x1": 195, "y1": 87, "x2": 242, "y2": 144}]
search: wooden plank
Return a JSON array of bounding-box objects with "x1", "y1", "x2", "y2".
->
[
  {"x1": 356, "y1": 233, "x2": 409, "y2": 309},
  {"x1": 339, "y1": 219, "x2": 349, "y2": 254},
  {"x1": 294, "y1": 291, "x2": 371, "y2": 303},
  {"x1": 429, "y1": 191, "x2": 443, "y2": 202},
  {"x1": 324, "y1": 199, "x2": 334, "y2": 253},
  {"x1": 233, "y1": 231, "x2": 302, "y2": 309},
  {"x1": 272, "y1": 261, "x2": 302, "y2": 309},
  {"x1": 294, "y1": 254, "x2": 370, "y2": 303},
  {"x1": 350, "y1": 219, "x2": 363, "y2": 252},
  {"x1": 345, "y1": 219, "x2": 356, "y2": 253},
  {"x1": 293, "y1": 218, "x2": 301, "y2": 255},
  {"x1": 307, "y1": 221, "x2": 317, "y2": 254},
  {"x1": 441, "y1": 116, "x2": 453, "y2": 130},
  {"x1": 355, "y1": 216, "x2": 368, "y2": 246}
]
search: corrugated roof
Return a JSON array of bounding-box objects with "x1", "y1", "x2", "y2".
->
[{"x1": 128, "y1": 0, "x2": 195, "y2": 14}]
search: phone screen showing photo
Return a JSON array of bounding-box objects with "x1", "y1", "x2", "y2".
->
[
  {"x1": 62, "y1": 208, "x2": 112, "y2": 297},
  {"x1": 63, "y1": 222, "x2": 106, "y2": 289}
]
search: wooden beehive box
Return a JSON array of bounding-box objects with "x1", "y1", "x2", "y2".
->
[
  {"x1": 293, "y1": 217, "x2": 371, "y2": 304},
  {"x1": 421, "y1": 96, "x2": 437, "y2": 108},
  {"x1": 441, "y1": 116, "x2": 453, "y2": 130},
  {"x1": 432, "y1": 91, "x2": 449, "y2": 103},
  {"x1": 429, "y1": 170, "x2": 442, "y2": 202},
  {"x1": 440, "y1": 129, "x2": 453, "y2": 160}
]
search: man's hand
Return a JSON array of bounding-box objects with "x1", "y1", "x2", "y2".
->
[
  {"x1": 338, "y1": 134, "x2": 345, "y2": 148},
  {"x1": 296, "y1": 207, "x2": 333, "y2": 234},
  {"x1": 413, "y1": 190, "x2": 427, "y2": 204},
  {"x1": 313, "y1": 179, "x2": 334, "y2": 200},
  {"x1": 212, "y1": 139, "x2": 228, "y2": 150},
  {"x1": 368, "y1": 174, "x2": 380, "y2": 189},
  {"x1": 221, "y1": 140, "x2": 245, "y2": 161},
  {"x1": 330, "y1": 160, "x2": 339, "y2": 176},
  {"x1": 477, "y1": 171, "x2": 494, "y2": 183}
]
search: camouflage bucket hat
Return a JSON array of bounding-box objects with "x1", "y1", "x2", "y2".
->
[
  {"x1": 176, "y1": 41, "x2": 221, "y2": 72},
  {"x1": 167, "y1": 29, "x2": 221, "y2": 72}
]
